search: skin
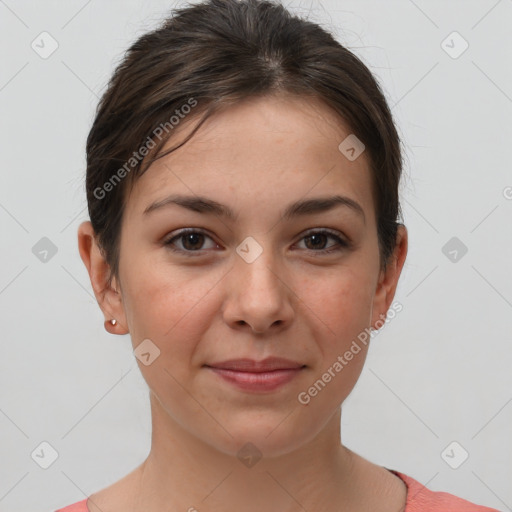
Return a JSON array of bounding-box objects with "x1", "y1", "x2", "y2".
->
[{"x1": 78, "y1": 93, "x2": 408, "y2": 512}]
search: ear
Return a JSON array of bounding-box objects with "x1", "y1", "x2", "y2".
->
[
  {"x1": 370, "y1": 224, "x2": 408, "y2": 330},
  {"x1": 77, "y1": 221, "x2": 128, "y2": 335}
]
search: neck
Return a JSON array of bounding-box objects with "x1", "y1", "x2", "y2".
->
[{"x1": 132, "y1": 392, "x2": 359, "y2": 512}]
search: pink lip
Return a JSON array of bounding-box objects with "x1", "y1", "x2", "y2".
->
[
  {"x1": 206, "y1": 357, "x2": 304, "y2": 372},
  {"x1": 205, "y1": 358, "x2": 305, "y2": 392}
]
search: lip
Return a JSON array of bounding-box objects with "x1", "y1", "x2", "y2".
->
[
  {"x1": 205, "y1": 357, "x2": 306, "y2": 392},
  {"x1": 206, "y1": 357, "x2": 304, "y2": 372}
]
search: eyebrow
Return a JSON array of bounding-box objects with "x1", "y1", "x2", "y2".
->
[{"x1": 143, "y1": 193, "x2": 365, "y2": 224}]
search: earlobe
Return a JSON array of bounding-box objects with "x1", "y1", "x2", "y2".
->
[
  {"x1": 104, "y1": 318, "x2": 123, "y2": 335},
  {"x1": 77, "y1": 221, "x2": 129, "y2": 334}
]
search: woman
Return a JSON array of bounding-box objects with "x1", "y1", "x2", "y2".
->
[{"x1": 57, "y1": 0, "x2": 500, "y2": 510}]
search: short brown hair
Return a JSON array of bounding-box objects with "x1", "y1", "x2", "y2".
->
[{"x1": 85, "y1": 0, "x2": 405, "y2": 288}]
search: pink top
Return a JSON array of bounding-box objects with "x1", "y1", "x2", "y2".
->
[{"x1": 55, "y1": 469, "x2": 501, "y2": 511}]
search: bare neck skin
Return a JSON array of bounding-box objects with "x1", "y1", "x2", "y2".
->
[
  {"x1": 135, "y1": 396, "x2": 356, "y2": 512},
  {"x1": 88, "y1": 396, "x2": 407, "y2": 512}
]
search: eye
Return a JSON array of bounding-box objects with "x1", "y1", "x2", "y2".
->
[
  {"x1": 164, "y1": 228, "x2": 218, "y2": 255},
  {"x1": 163, "y1": 228, "x2": 349, "y2": 256},
  {"x1": 295, "y1": 229, "x2": 349, "y2": 254}
]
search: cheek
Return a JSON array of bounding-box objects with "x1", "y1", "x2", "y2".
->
[
  {"x1": 121, "y1": 271, "x2": 214, "y2": 407},
  {"x1": 298, "y1": 264, "x2": 375, "y2": 342},
  {"x1": 294, "y1": 270, "x2": 374, "y2": 411},
  {"x1": 122, "y1": 262, "x2": 222, "y2": 361}
]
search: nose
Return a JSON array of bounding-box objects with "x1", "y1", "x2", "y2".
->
[{"x1": 222, "y1": 246, "x2": 294, "y2": 335}]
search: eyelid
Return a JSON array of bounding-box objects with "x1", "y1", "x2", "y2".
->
[
  {"x1": 295, "y1": 228, "x2": 349, "y2": 253},
  {"x1": 163, "y1": 228, "x2": 219, "y2": 254},
  {"x1": 299, "y1": 227, "x2": 346, "y2": 241}
]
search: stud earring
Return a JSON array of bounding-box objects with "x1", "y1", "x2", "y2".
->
[{"x1": 104, "y1": 319, "x2": 117, "y2": 330}]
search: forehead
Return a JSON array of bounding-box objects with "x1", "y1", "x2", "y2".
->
[{"x1": 125, "y1": 94, "x2": 374, "y2": 221}]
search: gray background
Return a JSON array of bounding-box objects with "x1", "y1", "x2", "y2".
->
[{"x1": 0, "y1": 0, "x2": 511, "y2": 511}]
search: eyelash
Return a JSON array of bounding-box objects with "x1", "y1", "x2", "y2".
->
[{"x1": 163, "y1": 228, "x2": 349, "y2": 256}]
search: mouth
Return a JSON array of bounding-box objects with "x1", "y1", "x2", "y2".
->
[{"x1": 204, "y1": 357, "x2": 306, "y2": 392}]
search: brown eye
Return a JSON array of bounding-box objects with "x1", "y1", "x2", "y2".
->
[
  {"x1": 304, "y1": 233, "x2": 330, "y2": 250},
  {"x1": 180, "y1": 232, "x2": 205, "y2": 251},
  {"x1": 296, "y1": 230, "x2": 348, "y2": 254},
  {"x1": 164, "y1": 229, "x2": 218, "y2": 254}
]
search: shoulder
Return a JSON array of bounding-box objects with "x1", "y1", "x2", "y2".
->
[
  {"x1": 391, "y1": 470, "x2": 502, "y2": 512},
  {"x1": 56, "y1": 463, "x2": 145, "y2": 512},
  {"x1": 54, "y1": 498, "x2": 89, "y2": 512}
]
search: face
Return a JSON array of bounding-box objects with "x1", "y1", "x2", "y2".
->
[{"x1": 80, "y1": 94, "x2": 407, "y2": 458}]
